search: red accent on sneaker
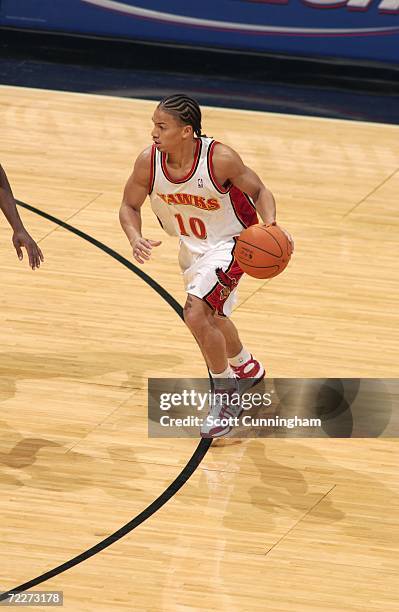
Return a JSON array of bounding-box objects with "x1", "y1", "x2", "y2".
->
[
  {"x1": 231, "y1": 356, "x2": 265, "y2": 381},
  {"x1": 200, "y1": 387, "x2": 243, "y2": 439}
]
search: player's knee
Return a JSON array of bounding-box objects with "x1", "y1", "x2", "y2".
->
[
  {"x1": 183, "y1": 302, "x2": 211, "y2": 334},
  {"x1": 183, "y1": 306, "x2": 199, "y2": 331}
]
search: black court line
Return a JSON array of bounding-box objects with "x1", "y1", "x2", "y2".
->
[
  {"x1": 0, "y1": 201, "x2": 212, "y2": 604},
  {"x1": 15, "y1": 200, "x2": 183, "y2": 316}
]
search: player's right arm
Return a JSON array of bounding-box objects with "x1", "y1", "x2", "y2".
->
[{"x1": 119, "y1": 147, "x2": 161, "y2": 264}]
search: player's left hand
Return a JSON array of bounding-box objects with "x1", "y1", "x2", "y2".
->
[
  {"x1": 280, "y1": 227, "x2": 294, "y2": 253},
  {"x1": 263, "y1": 223, "x2": 294, "y2": 254},
  {"x1": 12, "y1": 230, "x2": 44, "y2": 270}
]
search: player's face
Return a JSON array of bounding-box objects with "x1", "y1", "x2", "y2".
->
[{"x1": 151, "y1": 107, "x2": 192, "y2": 152}]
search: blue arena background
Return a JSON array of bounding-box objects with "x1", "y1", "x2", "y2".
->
[{"x1": 0, "y1": 0, "x2": 398, "y2": 63}]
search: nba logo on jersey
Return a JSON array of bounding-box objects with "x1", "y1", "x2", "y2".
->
[{"x1": 198, "y1": 178, "x2": 204, "y2": 188}]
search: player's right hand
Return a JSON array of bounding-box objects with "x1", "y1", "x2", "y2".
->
[{"x1": 131, "y1": 237, "x2": 162, "y2": 264}]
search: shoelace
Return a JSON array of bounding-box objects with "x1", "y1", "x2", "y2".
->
[{"x1": 210, "y1": 390, "x2": 241, "y2": 419}]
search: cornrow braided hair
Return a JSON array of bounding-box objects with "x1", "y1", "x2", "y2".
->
[{"x1": 158, "y1": 94, "x2": 207, "y2": 138}]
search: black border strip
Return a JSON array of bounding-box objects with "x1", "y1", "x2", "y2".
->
[{"x1": 0, "y1": 200, "x2": 212, "y2": 603}]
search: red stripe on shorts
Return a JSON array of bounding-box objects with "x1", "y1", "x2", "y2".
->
[{"x1": 203, "y1": 258, "x2": 244, "y2": 316}]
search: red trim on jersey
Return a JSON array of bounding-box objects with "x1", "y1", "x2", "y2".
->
[
  {"x1": 229, "y1": 187, "x2": 258, "y2": 228},
  {"x1": 161, "y1": 138, "x2": 201, "y2": 184},
  {"x1": 207, "y1": 141, "x2": 232, "y2": 194},
  {"x1": 148, "y1": 144, "x2": 156, "y2": 194}
]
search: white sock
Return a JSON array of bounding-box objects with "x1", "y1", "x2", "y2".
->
[
  {"x1": 210, "y1": 365, "x2": 235, "y2": 379},
  {"x1": 210, "y1": 365, "x2": 236, "y2": 390},
  {"x1": 229, "y1": 347, "x2": 251, "y2": 367}
]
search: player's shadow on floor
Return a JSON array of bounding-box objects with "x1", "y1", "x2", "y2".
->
[
  {"x1": 221, "y1": 440, "x2": 398, "y2": 551},
  {"x1": 0, "y1": 433, "x2": 149, "y2": 499},
  {"x1": 0, "y1": 349, "x2": 184, "y2": 403},
  {"x1": 241, "y1": 440, "x2": 343, "y2": 522}
]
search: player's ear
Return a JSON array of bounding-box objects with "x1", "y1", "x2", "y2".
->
[{"x1": 182, "y1": 125, "x2": 193, "y2": 139}]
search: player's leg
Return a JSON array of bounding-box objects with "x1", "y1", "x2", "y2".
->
[
  {"x1": 180, "y1": 242, "x2": 257, "y2": 437},
  {"x1": 183, "y1": 294, "x2": 232, "y2": 376},
  {"x1": 213, "y1": 314, "x2": 265, "y2": 383},
  {"x1": 212, "y1": 314, "x2": 242, "y2": 358},
  {"x1": 183, "y1": 294, "x2": 240, "y2": 438}
]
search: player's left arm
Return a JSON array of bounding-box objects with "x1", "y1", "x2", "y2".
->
[{"x1": 212, "y1": 144, "x2": 294, "y2": 251}]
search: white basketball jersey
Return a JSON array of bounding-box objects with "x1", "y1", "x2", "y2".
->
[{"x1": 149, "y1": 137, "x2": 257, "y2": 255}]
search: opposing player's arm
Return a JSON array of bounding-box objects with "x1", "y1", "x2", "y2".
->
[
  {"x1": 0, "y1": 163, "x2": 44, "y2": 269},
  {"x1": 119, "y1": 147, "x2": 161, "y2": 264},
  {"x1": 0, "y1": 164, "x2": 22, "y2": 228},
  {"x1": 212, "y1": 144, "x2": 293, "y2": 250}
]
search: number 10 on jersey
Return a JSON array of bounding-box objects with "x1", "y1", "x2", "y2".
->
[{"x1": 175, "y1": 213, "x2": 207, "y2": 240}]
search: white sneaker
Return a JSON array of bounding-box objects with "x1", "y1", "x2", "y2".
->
[{"x1": 200, "y1": 385, "x2": 243, "y2": 438}]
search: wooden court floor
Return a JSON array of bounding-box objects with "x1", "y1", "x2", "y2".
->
[{"x1": 1, "y1": 85, "x2": 399, "y2": 611}]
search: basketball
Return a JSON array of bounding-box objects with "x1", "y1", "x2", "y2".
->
[{"x1": 234, "y1": 224, "x2": 292, "y2": 279}]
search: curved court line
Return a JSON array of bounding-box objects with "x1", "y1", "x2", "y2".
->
[
  {"x1": 15, "y1": 200, "x2": 183, "y2": 317},
  {"x1": 0, "y1": 200, "x2": 212, "y2": 603}
]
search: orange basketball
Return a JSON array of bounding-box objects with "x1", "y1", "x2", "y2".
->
[{"x1": 234, "y1": 224, "x2": 292, "y2": 279}]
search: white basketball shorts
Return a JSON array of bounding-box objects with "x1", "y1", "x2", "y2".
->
[{"x1": 178, "y1": 240, "x2": 244, "y2": 317}]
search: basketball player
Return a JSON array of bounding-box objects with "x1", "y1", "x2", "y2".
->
[
  {"x1": 120, "y1": 94, "x2": 293, "y2": 438},
  {"x1": 0, "y1": 164, "x2": 43, "y2": 270}
]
